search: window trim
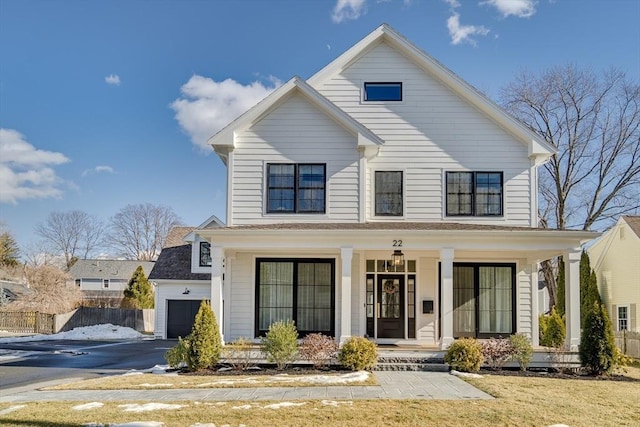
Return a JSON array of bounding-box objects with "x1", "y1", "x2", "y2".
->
[
  {"x1": 254, "y1": 258, "x2": 335, "y2": 337},
  {"x1": 445, "y1": 171, "x2": 504, "y2": 217},
  {"x1": 617, "y1": 304, "x2": 630, "y2": 331},
  {"x1": 266, "y1": 163, "x2": 326, "y2": 214},
  {"x1": 374, "y1": 170, "x2": 404, "y2": 217},
  {"x1": 363, "y1": 82, "x2": 403, "y2": 102}
]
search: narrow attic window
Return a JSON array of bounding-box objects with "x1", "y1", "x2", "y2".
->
[
  {"x1": 364, "y1": 82, "x2": 402, "y2": 101},
  {"x1": 200, "y1": 242, "x2": 212, "y2": 267}
]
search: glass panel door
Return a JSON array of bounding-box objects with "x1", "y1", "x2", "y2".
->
[
  {"x1": 453, "y1": 266, "x2": 475, "y2": 337},
  {"x1": 377, "y1": 275, "x2": 404, "y2": 338}
]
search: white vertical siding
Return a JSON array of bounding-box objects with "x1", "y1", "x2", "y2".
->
[
  {"x1": 315, "y1": 42, "x2": 532, "y2": 226},
  {"x1": 231, "y1": 94, "x2": 360, "y2": 225}
]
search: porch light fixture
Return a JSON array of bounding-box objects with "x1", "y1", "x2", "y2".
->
[
  {"x1": 182, "y1": 288, "x2": 191, "y2": 295},
  {"x1": 391, "y1": 249, "x2": 404, "y2": 267}
]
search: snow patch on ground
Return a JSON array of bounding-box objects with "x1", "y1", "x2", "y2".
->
[
  {"x1": 263, "y1": 402, "x2": 307, "y2": 409},
  {"x1": 118, "y1": 403, "x2": 185, "y2": 412},
  {"x1": 231, "y1": 404, "x2": 253, "y2": 410},
  {"x1": 85, "y1": 422, "x2": 166, "y2": 427},
  {"x1": 139, "y1": 383, "x2": 174, "y2": 388},
  {"x1": 0, "y1": 324, "x2": 143, "y2": 343},
  {"x1": 72, "y1": 402, "x2": 104, "y2": 410},
  {"x1": 321, "y1": 400, "x2": 353, "y2": 406},
  {"x1": 0, "y1": 405, "x2": 26, "y2": 415},
  {"x1": 450, "y1": 370, "x2": 483, "y2": 379},
  {"x1": 196, "y1": 371, "x2": 370, "y2": 387}
]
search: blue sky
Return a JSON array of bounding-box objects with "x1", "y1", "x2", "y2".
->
[{"x1": 1, "y1": 0, "x2": 639, "y2": 253}]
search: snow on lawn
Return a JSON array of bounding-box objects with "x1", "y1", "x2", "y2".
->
[
  {"x1": 72, "y1": 402, "x2": 105, "y2": 410},
  {"x1": 0, "y1": 405, "x2": 26, "y2": 415},
  {"x1": 194, "y1": 371, "x2": 371, "y2": 387},
  {"x1": 0, "y1": 324, "x2": 143, "y2": 343},
  {"x1": 118, "y1": 403, "x2": 185, "y2": 412}
]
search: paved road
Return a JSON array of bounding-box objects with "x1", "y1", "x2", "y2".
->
[{"x1": 0, "y1": 339, "x2": 173, "y2": 393}]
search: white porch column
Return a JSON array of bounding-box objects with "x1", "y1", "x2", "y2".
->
[
  {"x1": 529, "y1": 262, "x2": 540, "y2": 347},
  {"x1": 339, "y1": 247, "x2": 353, "y2": 345},
  {"x1": 211, "y1": 246, "x2": 225, "y2": 345},
  {"x1": 565, "y1": 249, "x2": 581, "y2": 351},
  {"x1": 440, "y1": 248, "x2": 455, "y2": 349}
]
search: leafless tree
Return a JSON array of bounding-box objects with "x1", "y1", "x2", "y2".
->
[
  {"x1": 108, "y1": 203, "x2": 183, "y2": 261},
  {"x1": 35, "y1": 211, "x2": 106, "y2": 269},
  {"x1": 5, "y1": 264, "x2": 81, "y2": 313},
  {"x1": 501, "y1": 64, "x2": 640, "y2": 307}
]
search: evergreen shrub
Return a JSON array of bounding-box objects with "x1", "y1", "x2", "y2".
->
[
  {"x1": 338, "y1": 336, "x2": 378, "y2": 371},
  {"x1": 261, "y1": 320, "x2": 299, "y2": 370},
  {"x1": 509, "y1": 333, "x2": 533, "y2": 371},
  {"x1": 444, "y1": 338, "x2": 483, "y2": 373}
]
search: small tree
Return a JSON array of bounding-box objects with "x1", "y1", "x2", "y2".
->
[
  {"x1": 555, "y1": 257, "x2": 565, "y2": 317},
  {"x1": 122, "y1": 266, "x2": 154, "y2": 309},
  {"x1": 540, "y1": 307, "x2": 566, "y2": 348},
  {"x1": 580, "y1": 251, "x2": 602, "y2": 329},
  {"x1": 0, "y1": 224, "x2": 20, "y2": 267},
  {"x1": 580, "y1": 301, "x2": 616, "y2": 375},
  {"x1": 187, "y1": 300, "x2": 222, "y2": 371},
  {"x1": 261, "y1": 320, "x2": 299, "y2": 370}
]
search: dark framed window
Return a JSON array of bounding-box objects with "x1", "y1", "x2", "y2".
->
[
  {"x1": 364, "y1": 82, "x2": 402, "y2": 101},
  {"x1": 375, "y1": 171, "x2": 403, "y2": 216},
  {"x1": 199, "y1": 242, "x2": 211, "y2": 267},
  {"x1": 446, "y1": 171, "x2": 503, "y2": 216},
  {"x1": 441, "y1": 263, "x2": 516, "y2": 339},
  {"x1": 103, "y1": 279, "x2": 109, "y2": 289},
  {"x1": 267, "y1": 164, "x2": 325, "y2": 213},
  {"x1": 255, "y1": 258, "x2": 335, "y2": 337}
]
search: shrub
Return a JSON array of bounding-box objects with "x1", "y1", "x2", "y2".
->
[
  {"x1": 540, "y1": 307, "x2": 565, "y2": 348},
  {"x1": 165, "y1": 336, "x2": 190, "y2": 369},
  {"x1": 261, "y1": 320, "x2": 299, "y2": 370},
  {"x1": 509, "y1": 333, "x2": 533, "y2": 371},
  {"x1": 122, "y1": 265, "x2": 154, "y2": 309},
  {"x1": 300, "y1": 333, "x2": 338, "y2": 369},
  {"x1": 222, "y1": 337, "x2": 255, "y2": 371},
  {"x1": 613, "y1": 346, "x2": 633, "y2": 373},
  {"x1": 444, "y1": 338, "x2": 483, "y2": 373},
  {"x1": 580, "y1": 302, "x2": 615, "y2": 375},
  {"x1": 338, "y1": 336, "x2": 378, "y2": 371},
  {"x1": 187, "y1": 300, "x2": 222, "y2": 371},
  {"x1": 481, "y1": 338, "x2": 514, "y2": 370}
]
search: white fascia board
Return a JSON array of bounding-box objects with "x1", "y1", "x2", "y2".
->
[
  {"x1": 196, "y1": 214, "x2": 225, "y2": 229},
  {"x1": 309, "y1": 23, "x2": 555, "y2": 158}
]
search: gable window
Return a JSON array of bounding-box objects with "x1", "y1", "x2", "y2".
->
[
  {"x1": 255, "y1": 258, "x2": 335, "y2": 337},
  {"x1": 364, "y1": 82, "x2": 402, "y2": 101},
  {"x1": 200, "y1": 242, "x2": 212, "y2": 267},
  {"x1": 446, "y1": 171, "x2": 503, "y2": 216},
  {"x1": 267, "y1": 163, "x2": 325, "y2": 214},
  {"x1": 375, "y1": 171, "x2": 403, "y2": 216}
]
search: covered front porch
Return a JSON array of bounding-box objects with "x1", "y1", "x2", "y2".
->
[{"x1": 197, "y1": 223, "x2": 596, "y2": 350}]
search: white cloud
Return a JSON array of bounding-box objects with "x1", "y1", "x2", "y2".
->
[
  {"x1": 0, "y1": 129, "x2": 69, "y2": 204},
  {"x1": 171, "y1": 75, "x2": 280, "y2": 150},
  {"x1": 481, "y1": 0, "x2": 537, "y2": 18},
  {"x1": 447, "y1": 12, "x2": 490, "y2": 45},
  {"x1": 105, "y1": 74, "x2": 121, "y2": 86},
  {"x1": 443, "y1": 0, "x2": 460, "y2": 8},
  {"x1": 82, "y1": 165, "x2": 115, "y2": 177},
  {"x1": 332, "y1": 0, "x2": 367, "y2": 23}
]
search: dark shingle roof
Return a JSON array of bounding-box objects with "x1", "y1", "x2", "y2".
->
[
  {"x1": 149, "y1": 226, "x2": 210, "y2": 281},
  {"x1": 623, "y1": 216, "x2": 640, "y2": 238},
  {"x1": 68, "y1": 260, "x2": 155, "y2": 281}
]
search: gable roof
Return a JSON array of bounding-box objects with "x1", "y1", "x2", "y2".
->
[
  {"x1": 68, "y1": 259, "x2": 155, "y2": 281},
  {"x1": 622, "y1": 215, "x2": 640, "y2": 238},
  {"x1": 208, "y1": 76, "x2": 384, "y2": 163},
  {"x1": 308, "y1": 23, "x2": 556, "y2": 165},
  {"x1": 149, "y1": 226, "x2": 210, "y2": 281}
]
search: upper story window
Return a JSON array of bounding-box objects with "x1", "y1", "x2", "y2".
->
[
  {"x1": 267, "y1": 163, "x2": 326, "y2": 214},
  {"x1": 375, "y1": 171, "x2": 403, "y2": 216},
  {"x1": 364, "y1": 82, "x2": 402, "y2": 101},
  {"x1": 200, "y1": 242, "x2": 212, "y2": 267},
  {"x1": 617, "y1": 305, "x2": 629, "y2": 331},
  {"x1": 446, "y1": 171, "x2": 503, "y2": 217}
]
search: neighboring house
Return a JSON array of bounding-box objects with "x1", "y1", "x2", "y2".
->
[
  {"x1": 150, "y1": 216, "x2": 222, "y2": 338},
  {"x1": 159, "y1": 25, "x2": 597, "y2": 349},
  {"x1": 68, "y1": 259, "x2": 155, "y2": 306},
  {"x1": 587, "y1": 216, "x2": 640, "y2": 332}
]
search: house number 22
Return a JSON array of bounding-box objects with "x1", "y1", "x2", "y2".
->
[{"x1": 392, "y1": 240, "x2": 403, "y2": 247}]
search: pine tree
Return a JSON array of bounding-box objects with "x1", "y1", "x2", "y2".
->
[
  {"x1": 580, "y1": 252, "x2": 602, "y2": 328},
  {"x1": 580, "y1": 301, "x2": 615, "y2": 375},
  {"x1": 0, "y1": 229, "x2": 20, "y2": 267},
  {"x1": 186, "y1": 300, "x2": 221, "y2": 371},
  {"x1": 122, "y1": 265, "x2": 154, "y2": 309}
]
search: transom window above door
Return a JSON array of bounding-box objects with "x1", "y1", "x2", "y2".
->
[
  {"x1": 267, "y1": 163, "x2": 326, "y2": 214},
  {"x1": 446, "y1": 171, "x2": 503, "y2": 216},
  {"x1": 375, "y1": 171, "x2": 403, "y2": 216}
]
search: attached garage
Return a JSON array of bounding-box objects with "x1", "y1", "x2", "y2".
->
[{"x1": 166, "y1": 299, "x2": 201, "y2": 339}]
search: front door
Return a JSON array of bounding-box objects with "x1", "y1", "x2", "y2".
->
[{"x1": 377, "y1": 275, "x2": 404, "y2": 338}]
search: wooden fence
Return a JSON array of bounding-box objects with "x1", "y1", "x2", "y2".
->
[
  {"x1": 615, "y1": 330, "x2": 640, "y2": 359},
  {"x1": 0, "y1": 311, "x2": 55, "y2": 334}
]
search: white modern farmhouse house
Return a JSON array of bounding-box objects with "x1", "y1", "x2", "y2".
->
[{"x1": 157, "y1": 24, "x2": 597, "y2": 349}]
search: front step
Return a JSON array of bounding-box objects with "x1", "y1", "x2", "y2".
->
[{"x1": 375, "y1": 355, "x2": 449, "y2": 372}]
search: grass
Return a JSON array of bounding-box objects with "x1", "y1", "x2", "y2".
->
[
  {"x1": 2, "y1": 367, "x2": 639, "y2": 427},
  {"x1": 47, "y1": 370, "x2": 378, "y2": 390}
]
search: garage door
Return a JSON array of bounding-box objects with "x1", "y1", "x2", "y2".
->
[{"x1": 167, "y1": 300, "x2": 201, "y2": 339}]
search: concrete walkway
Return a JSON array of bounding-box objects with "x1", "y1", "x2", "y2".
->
[{"x1": 0, "y1": 371, "x2": 492, "y2": 403}]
